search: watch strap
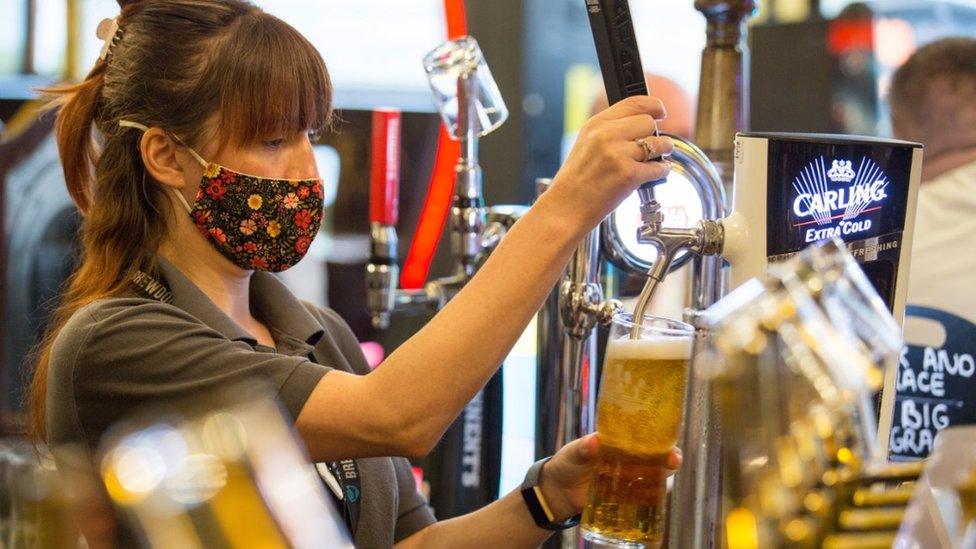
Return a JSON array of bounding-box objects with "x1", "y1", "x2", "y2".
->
[{"x1": 520, "y1": 457, "x2": 582, "y2": 531}]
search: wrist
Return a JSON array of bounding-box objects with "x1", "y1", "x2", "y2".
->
[
  {"x1": 537, "y1": 460, "x2": 579, "y2": 522},
  {"x1": 520, "y1": 457, "x2": 581, "y2": 531},
  {"x1": 530, "y1": 183, "x2": 595, "y2": 246}
]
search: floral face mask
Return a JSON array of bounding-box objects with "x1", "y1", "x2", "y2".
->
[{"x1": 120, "y1": 120, "x2": 324, "y2": 272}]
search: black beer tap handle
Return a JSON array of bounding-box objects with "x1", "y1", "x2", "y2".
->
[
  {"x1": 585, "y1": 0, "x2": 666, "y2": 187},
  {"x1": 586, "y1": 0, "x2": 648, "y2": 104}
]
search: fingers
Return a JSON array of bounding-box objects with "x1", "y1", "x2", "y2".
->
[
  {"x1": 578, "y1": 433, "x2": 599, "y2": 461},
  {"x1": 591, "y1": 95, "x2": 667, "y2": 122},
  {"x1": 631, "y1": 159, "x2": 673, "y2": 184},
  {"x1": 667, "y1": 447, "x2": 683, "y2": 471},
  {"x1": 607, "y1": 114, "x2": 659, "y2": 141},
  {"x1": 626, "y1": 135, "x2": 675, "y2": 163},
  {"x1": 562, "y1": 433, "x2": 599, "y2": 465}
]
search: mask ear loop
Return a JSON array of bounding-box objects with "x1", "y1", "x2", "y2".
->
[{"x1": 119, "y1": 120, "x2": 205, "y2": 214}]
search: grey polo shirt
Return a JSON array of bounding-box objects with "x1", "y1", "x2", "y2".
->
[{"x1": 46, "y1": 258, "x2": 435, "y2": 548}]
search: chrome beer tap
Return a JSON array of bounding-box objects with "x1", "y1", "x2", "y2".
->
[
  {"x1": 365, "y1": 221, "x2": 399, "y2": 329},
  {"x1": 365, "y1": 109, "x2": 402, "y2": 330},
  {"x1": 452, "y1": 63, "x2": 487, "y2": 279},
  {"x1": 574, "y1": 1, "x2": 750, "y2": 548},
  {"x1": 537, "y1": 148, "x2": 726, "y2": 467},
  {"x1": 539, "y1": 178, "x2": 623, "y2": 443},
  {"x1": 366, "y1": 36, "x2": 524, "y2": 328},
  {"x1": 628, "y1": 178, "x2": 725, "y2": 332}
]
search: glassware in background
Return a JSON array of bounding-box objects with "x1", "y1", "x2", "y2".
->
[
  {"x1": 581, "y1": 314, "x2": 694, "y2": 548},
  {"x1": 63, "y1": 446, "x2": 120, "y2": 549},
  {"x1": 774, "y1": 238, "x2": 902, "y2": 462},
  {"x1": 423, "y1": 36, "x2": 508, "y2": 139}
]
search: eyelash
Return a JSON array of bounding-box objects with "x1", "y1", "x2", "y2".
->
[{"x1": 263, "y1": 131, "x2": 319, "y2": 149}]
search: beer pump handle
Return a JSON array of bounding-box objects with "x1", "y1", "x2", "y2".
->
[
  {"x1": 584, "y1": 0, "x2": 665, "y2": 183},
  {"x1": 369, "y1": 109, "x2": 402, "y2": 227},
  {"x1": 586, "y1": 0, "x2": 648, "y2": 105},
  {"x1": 367, "y1": 108, "x2": 402, "y2": 329}
]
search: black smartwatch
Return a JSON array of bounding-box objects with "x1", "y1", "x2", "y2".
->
[{"x1": 520, "y1": 457, "x2": 582, "y2": 531}]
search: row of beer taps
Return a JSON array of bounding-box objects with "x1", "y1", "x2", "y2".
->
[{"x1": 709, "y1": 239, "x2": 922, "y2": 548}]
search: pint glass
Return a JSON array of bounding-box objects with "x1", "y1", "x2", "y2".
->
[
  {"x1": 422, "y1": 36, "x2": 508, "y2": 139},
  {"x1": 581, "y1": 314, "x2": 694, "y2": 548}
]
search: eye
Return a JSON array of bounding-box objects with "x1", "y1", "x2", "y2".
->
[
  {"x1": 307, "y1": 129, "x2": 322, "y2": 141},
  {"x1": 263, "y1": 137, "x2": 286, "y2": 149}
]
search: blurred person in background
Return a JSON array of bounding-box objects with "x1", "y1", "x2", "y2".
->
[
  {"x1": 591, "y1": 73, "x2": 696, "y2": 139},
  {"x1": 889, "y1": 37, "x2": 976, "y2": 448}
]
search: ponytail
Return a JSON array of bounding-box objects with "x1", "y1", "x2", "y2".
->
[
  {"x1": 28, "y1": 62, "x2": 139, "y2": 443},
  {"x1": 45, "y1": 63, "x2": 107, "y2": 215}
]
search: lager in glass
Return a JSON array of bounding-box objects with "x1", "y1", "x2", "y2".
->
[{"x1": 581, "y1": 314, "x2": 693, "y2": 548}]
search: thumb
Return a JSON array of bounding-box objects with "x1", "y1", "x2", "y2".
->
[
  {"x1": 572, "y1": 433, "x2": 600, "y2": 464},
  {"x1": 667, "y1": 447, "x2": 683, "y2": 470}
]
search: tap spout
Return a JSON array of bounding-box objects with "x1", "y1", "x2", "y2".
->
[{"x1": 629, "y1": 196, "x2": 724, "y2": 338}]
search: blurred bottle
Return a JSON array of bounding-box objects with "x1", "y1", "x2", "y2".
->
[
  {"x1": 0, "y1": 440, "x2": 77, "y2": 548},
  {"x1": 97, "y1": 384, "x2": 353, "y2": 549},
  {"x1": 958, "y1": 458, "x2": 976, "y2": 546}
]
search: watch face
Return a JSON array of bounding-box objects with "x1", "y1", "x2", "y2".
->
[{"x1": 766, "y1": 139, "x2": 913, "y2": 256}]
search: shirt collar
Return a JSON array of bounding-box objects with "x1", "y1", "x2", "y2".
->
[
  {"x1": 250, "y1": 270, "x2": 326, "y2": 348},
  {"x1": 157, "y1": 258, "x2": 325, "y2": 349}
]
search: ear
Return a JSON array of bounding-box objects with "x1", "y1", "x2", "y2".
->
[{"x1": 140, "y1": 128, "x2": 201, "y2": 191}]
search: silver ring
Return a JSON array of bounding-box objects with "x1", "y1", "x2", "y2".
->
[{"x1": 635, "y1": 137, "x2": 655, "y2": 162}]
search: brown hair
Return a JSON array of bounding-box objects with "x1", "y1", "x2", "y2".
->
[
  {"x1": 29, "y1": 0, "x2": 332, "y2": 441},
  {"x1": 889, "y1": 37, "x2": 976, "y2": 152}
]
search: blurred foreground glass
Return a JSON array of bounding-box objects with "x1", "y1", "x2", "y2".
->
[
  {"x1": 706, "y1": 240, "x2": 909, "y2": 546},
  {"x1": 98, "y1": 385, "x2": 353, "y2": 549},
  {"x1": 581, "y1": 314, "x2": 694, "y2": 548},
  {"x1": 0, "y1": 440, "x2": 75, "y2": 548},
  {"x1": 423, "y1": 36, "x2": 508, "y2": 139},
  {"x1": 958, "y1": 456, "x2": 976, "y2": 542}
]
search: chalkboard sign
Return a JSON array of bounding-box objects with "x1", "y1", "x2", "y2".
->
[{"x1": 889, "y1": 305, "x2": 976, "y2": 460}]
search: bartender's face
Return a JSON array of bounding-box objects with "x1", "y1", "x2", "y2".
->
[
  {"x1": 164, "y1": 125, "x2": 323, "y2": 273},
  {"x1": 189, "y1": 129, "x2": 321, "y2": 182}
]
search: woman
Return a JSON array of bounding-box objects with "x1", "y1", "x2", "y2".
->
[{"x1": 30, "y1": 0, "x2": 678, "y2": 547}]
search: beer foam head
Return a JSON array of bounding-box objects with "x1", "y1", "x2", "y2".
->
[{"x1": 606, "y1": 336, "x2": 693, "y2": 360}]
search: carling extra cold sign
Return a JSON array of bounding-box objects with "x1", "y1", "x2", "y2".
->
[{"x1": 766, "y1": 137, "x2": 913, "y2": 258}]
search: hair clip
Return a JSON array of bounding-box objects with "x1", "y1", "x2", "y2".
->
[{"x1": 96, "y1": 17, "x2": 122, "y2": 62}]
